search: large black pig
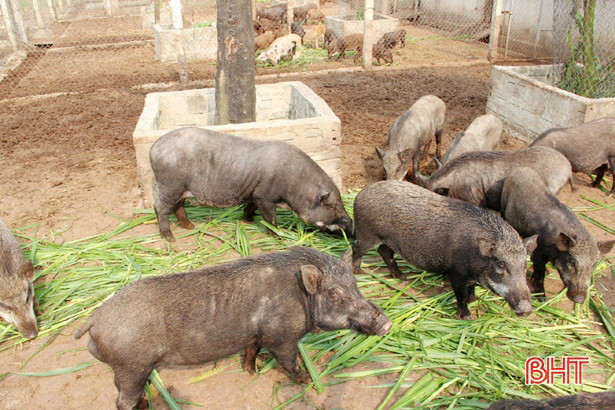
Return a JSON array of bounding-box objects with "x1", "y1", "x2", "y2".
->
[
  {"x1": 74, "y1": 247, "x2": 392, "y2": 410},
  {"x1": 149, "y1": 127, "x2": 353, "y2": 241},
  {"x1": 351, "y1": 180, "x2": 535, "y2": 319},
  {"x1": 417, "y1": 146, "x2": 572, "y2": 210},
  {"x1": 501, "y1": 167, "x2": 614, "y2": 303}
]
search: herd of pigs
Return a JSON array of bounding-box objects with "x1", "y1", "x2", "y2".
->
[
  {"x1": 253, "y1": 2, "x2": 405, "y2": 66},
  {"x1": 2, "y1": 90, "x2": 615, "y2": 408}
]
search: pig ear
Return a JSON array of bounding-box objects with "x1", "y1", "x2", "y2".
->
[
  {"x1": 476, "y1": 237, "x2": 495, "y2": 257},
  {"x1": 312, "y1": 189, "x2": 330, "y2": 208},
  {"x1": 19, "y1": 262, "x2": 35, "y2": 281},
  {"x1": 301, "y1": 265, "x2": 323, "y2": 295},
  {"x1": 340, "y1": 249, "x2": 353, "y2": 266},
  {"x1": 597, "y1": 240, "x2": 615, "y2": 256},
  {"x1": 523, "y1": 235, "x2": 539, "y2": 255},
  {"x1": 556, "y1": 232, "x2": 576, "y2": 251},
  {"x1": 375, "y1": 147, "x2": 385, "y2": 160}
]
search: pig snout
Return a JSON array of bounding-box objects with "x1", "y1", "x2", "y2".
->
[
  {"x1": 512, "y1": 299, "x2": 533, "y2": 317},
  {"x1": 1, "y1": 307, "x2": 38, "y2": 339},
  {"x1": 349, "y1": 302, "x2": 392, "y2": 336},
  {"x1": 323, "y1": 215, "x2": 354, "y2": 237},
  {"x1": 566, "y1": 282, "x2": 587, "y2": 304}
]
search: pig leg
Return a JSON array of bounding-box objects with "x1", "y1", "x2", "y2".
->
[
  {"x1": 450, "y1": 278, "x2": 473, "y2": 319},
  {"x1": 351, "y1": 236, "x2": 378, "y2": 274},
  {"x1": 529, "y1": 252, "x2": 547, "y2": 301},
  {"x1": 435, "y1": 129, "x2": 442, "y2": 160},
  {"x1": 377, "y1": 244, "x2": 405, "y2": 279},
  {"x1": 113, "y1": 366, "x2": 153, "y2": 410},
  {"x1": 254, "y1": 200, "x2": 278, "y2": 232},
  {"x1": 608, "y1": 158, "x2": 615, "y2": 195},
  {"x1": 154, "y1": 187, "x2": 187, "y2": 242},
  {"x1": 591, "y1": 164, "x2": 607, "y2": 188},
  {"x1": 172, "y1": 198, "x2": 194, "y2": 230},
  {"x1": 243, "y1": 202, "x2": 258, "y2": 222},
  {"x1": 268, "y1": 342, "x2": 311, "y2": 384},
  {"x1": 243, "y1": 343, "x2": 261, "y2": 374}
]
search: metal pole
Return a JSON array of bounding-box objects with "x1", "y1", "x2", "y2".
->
[
  {"x1": 0, "y1": 0, "x2": 19, "y2": 50},
  {"x1": 533, "y1": 0, "x2": 546, "y2": 59},
  {"x1": 488, "y1": 0, "x2": 504, "y2": 61},
  {"x1": 170, "y1": 0, "x2": 189, "y2": 84}
]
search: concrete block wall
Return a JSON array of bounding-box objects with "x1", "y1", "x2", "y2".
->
[
  {"x1": 325, "y1": 14, "x2": 399, "y2": 40},
  {"x1": 486, "y1": 65, "x2": 615, "y2": 143},
  {"x1": 133, "y1": 81, "x2": 342, "y2": 208}
]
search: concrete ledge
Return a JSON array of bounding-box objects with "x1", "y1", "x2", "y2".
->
[
  {"x1": 486, "y1": 65, "x2": 615, "y2": 143},
  {"x1": 133, "y1": 81, "x2": 342, "y2": 207}
]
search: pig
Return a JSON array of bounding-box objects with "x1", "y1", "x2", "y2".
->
[
  {"x1": 74, "y1": 247, "x2": 392, "y2": 410},
  {"x1": 373, "y1": 43, "x2": 393, "y2": 64},
  {"x1": 149, "y1": 127, "x2": 353, "y2": 242},
  {"x1": 291, "y1": 21, "x2": 305, "y2": 39},
  {"x1": 303, "y1": 23, "x2": 325, "y2": 48},
  {"x1": 441, "y1": 114, "x2": 502, "y2": 165},
  {"x1": 253, "y1": 17, "x2": 280, "y2": 35},
  {"x1": 255, "y1": 30, "x2": 275, "y2": 51},
  {"x1": 418, "y1": 147, "x2": 573, "y2": 211},
  {"x1": 293, "y1": 3, "x2": 317, "y2": 22},
  {"x1": 257, "y1": 33, "x2": 302, "y2": 65},
  {"x1": 327, "y1": 33, "x2": 363, "y2": 62},
  {"x1": 529, "y1": 117, "x2": 615, "y2": 194},
  {"x1": 0, "y1": 217, "x2": 38, "y2": 339},
  {"x1": 487, "y1": 390, "x2": 615, "y2": 409},
  {"x1": 500, "y1": 167, "x2": 614, "y2": 303},
  {"x1": 351, "y1": 180, "x2": 535, "y2": 320},
  {"x1": 324, "y1": 28, "x2": 336, "y2": 48},
  {"x1": 307, "y1": 8, "x2": 325, "y2": 22},
  {"x1": 257, "y1": 4, "x2": 287, "y2": 24},
  {"x1": 376, "y1": 95, "x2": 446, "y2": 181},
  {"x1": 376, "y1": 29, "x2": 407, "y2": 49}
]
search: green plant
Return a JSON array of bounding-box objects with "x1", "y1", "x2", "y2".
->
[{"x1": 557, "y1": 0, "x2": 615, "y2": 98}]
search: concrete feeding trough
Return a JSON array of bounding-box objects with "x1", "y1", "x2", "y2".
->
[
  {"x1": 486, "y1": 65, "x2": 615, "y2": 143},
  {"x1": 325, "y1": 14, "x2": 399, "y2": 40},
  {"x1": 133, "y1": 81, "x2": 342, "y2": 207},
  {"x1": 153, "y1": 23, "x2": 217, "y2": 63}
]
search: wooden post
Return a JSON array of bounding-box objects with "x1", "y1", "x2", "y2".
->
[
  {"x1": 362, "y1": 0, "x2": 374, "y2": 70},
  {"x1": 45, "y1": 0, "x2": 56, "y2": 21},
  {"x1": 533, "y1": 0, "x2": 546, "y2": 59},
  {"x1": 7, "y1": 0, "x2": 28, "y2": 44},
  {"x1": 215, "y1": 0, "x2": 256, "y2": 125},
  {"x1": 488, "y1": 0, "x2": 504, "y2": 62}
]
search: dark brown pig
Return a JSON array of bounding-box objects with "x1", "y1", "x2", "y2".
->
[
  {"x1": 487, "y1": 390, "x2": 615, "y2": 409},
  {"x1": 418, "y1": 147, "x2": 572, "y2": 210},
  {"x1": 293, "y1": 3, "x2": 317, "y2": 22},
  {"x1": 351, "y1": 180, "x2": 535, "y2": 319},
  {"x1": 149, "y1": 127, "x2": 353, "y2": 241},
  {"x1": 376, "y1": 29, "x2": 407, "y2": 49},
  {"x1": 501, "y1": 167, "x2": 614, "y2": 303},
  {"x1": 529, "y1": 117, "x2": 615, "y2": 194},
  {"x1": 327, "y1": 33, "x2": 363, "y2": 62},
  {"x1": 74, "y1": 247, "x2": 392, "y2": 410},
  {"x1": 373, "y1": 43, "x2": 393, "y2": 64},
  {"x1": 376, "y1": 95, "x2": 446, "y2": 181},
  {"x1": 0, "y1": 217, "x2": 38, "y2": 339}
]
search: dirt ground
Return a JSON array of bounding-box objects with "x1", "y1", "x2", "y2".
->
[{"x1": 1, "y1": 21, "x2": 615, "y2": 410}]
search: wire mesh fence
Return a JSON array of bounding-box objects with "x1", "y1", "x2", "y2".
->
[
  {"x1": 552, "y1": 0, "x2": 615, "y2": 99},
  {"x1": 1, "y1": 0, "x2": 589, "y2": 100}
]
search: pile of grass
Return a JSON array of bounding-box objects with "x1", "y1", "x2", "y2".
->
[{"x1": 1, "y1": 192, "x2": 614, "y2": 408}]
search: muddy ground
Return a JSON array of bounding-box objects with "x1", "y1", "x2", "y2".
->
[{"x1": 0, "y1": 19, "x2": 614, "y2": 410}]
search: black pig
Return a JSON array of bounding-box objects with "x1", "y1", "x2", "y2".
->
[
  {"x1": 487, "y1": 390, "x2": 615, "y2": 409},
  {"x1": 149, "y1": 127, "x2": 353, "y2": 241},
  {"x1": 530, "y1": 117, "x2": 615, "y2": 194},
  {"x1": 352, "y1": 180, "x2": 535, "y2": 319},
  {"x1": 501, "y1": 167, "x2": 614, "y2": 303},
  {"x1": 74, "y1": 247, "x2": 392, "y2": 410},
  {"x1": 0, "y1": 216, "x2": 38, "y2": 339},
  {"x1": 417, "y1": 147, "x2": 572, "y2": 210}
]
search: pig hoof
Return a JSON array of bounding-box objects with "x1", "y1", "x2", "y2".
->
[
  {"x1": 161, "y1": 231, "x2": 176, "y2": 242},
  {"x1": 179, "y1": 221, "x2": 194, "y2": 230},
  {"x1": 296, "y1": 370, "x2": 312, "y2": 384},
  {"x1": 454, "y1": 312, "x2": 472, "y2": 320}
]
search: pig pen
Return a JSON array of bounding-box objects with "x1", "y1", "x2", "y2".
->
[{"x1": 133, "y1": 81, "x2": 342, "y2": 208}]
